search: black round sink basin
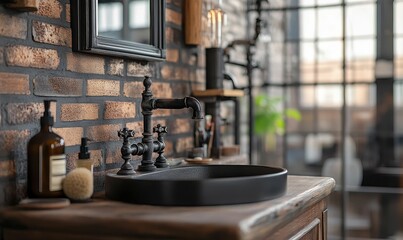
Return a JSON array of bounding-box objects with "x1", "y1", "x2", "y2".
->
[{"x1": 105, "y1": 165, "x2": 287, "y2": 206}]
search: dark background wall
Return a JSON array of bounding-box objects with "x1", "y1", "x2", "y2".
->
[{"x1": 0, "y1": 0, "x2": 220, "y2": 206}]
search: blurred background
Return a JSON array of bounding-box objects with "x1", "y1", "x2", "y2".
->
[{"x1": 231, "y1": 0, "x2": 403, "y2": 239}]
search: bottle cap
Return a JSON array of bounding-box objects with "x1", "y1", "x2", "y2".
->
[
  {"x1": 40, "y1": 100, "x2": 56, "y2": 126},
  {"x1": 79, "y1": 137, "x2": 91, "y2": 159}
]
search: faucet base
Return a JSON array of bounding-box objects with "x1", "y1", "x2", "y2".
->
[
  {"x1": 137, "y1": 164, "x2": 157, "y2": 172},
  {"x1": 155, "y1": 162, "x2": 169, "y2": 168},
  {"x1": 117, "y1": 162, "x2": 136, "y2": 175}
]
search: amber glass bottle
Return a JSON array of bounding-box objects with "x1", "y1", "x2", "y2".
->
[{"x1": 27, "y1": 100, "x2": 66, "y2": 198}]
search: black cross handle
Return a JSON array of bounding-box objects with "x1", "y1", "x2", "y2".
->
[{"x1": 118, "y1": 127, "x2": 135, "y2": 144}]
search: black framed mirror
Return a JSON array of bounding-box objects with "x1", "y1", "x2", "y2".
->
[{"x1": 71, "y1": 0, "x2": 165, "y2": 61}]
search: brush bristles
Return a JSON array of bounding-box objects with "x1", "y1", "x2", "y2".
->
[{"x1": 63, "y1": 168, "x2": 93, "y2": 200}]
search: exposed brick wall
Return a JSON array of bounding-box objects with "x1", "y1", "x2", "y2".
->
[{"x1": 0, "y1": 0, "x2": 247, "y2": 206}]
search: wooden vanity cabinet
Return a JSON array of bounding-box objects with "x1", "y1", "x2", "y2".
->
[{"x1": 0, "y1": 176, "x2": 335, "y2": 240}]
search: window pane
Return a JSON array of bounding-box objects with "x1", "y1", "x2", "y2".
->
[
  {"x1": 98, "y1": 2, "x2": 123, "y2": 34},
  {"x1": 395, "y1": 1, "x2": 403, "y2": 36},
  {"x1": 317, "y1": 0, "x2": 341, "y2": 6},
  {"x1": 394, "y1": 82, "x2": 403, "y2": 108},
  {"x1": 285, "y1": 43, "x2": 299, "y2": 82},
  {"x1": 318, "y1": 107, "x2": 342, "y2": 132},
  {"x1": 318, "y1": 41, "x2": 342, "y2": 62},
  {"x1": 346, "y1": 4, "x2": 375, "y2": 37},
  {"x1": 318, "y1": 7, "x2": 342, "y2": 39},
  {"x1": 300, "y1": 42, "x2": 315, "y2": 82},
  {"x1": 267, "y1": 12, "x2": 285, "y2": 42},
  {"x1": 346, "y1": 60, "x2": 374, "y2": 82},
  {"x1": 346, "y1": 39, "x2": 375, "y2": 60},
  {"x1": 346, "y1": 39, "x2": 375, "y2": 82},
  {"x1": 347, "y1": 84, "x2": 374, "y2": 107},
  {"x1": 300, "y1": 85, "x2": 316, "y2": 107},
  {"x1": 346, "y1": 0, "x2": 375, "y2": 3},
  {"x1": 269, "y1": 42, "x2": 284, "y2": 83},
  {"x1": 129, "y1": 0, "x2": 150, "y2": 28},
  {"x1": 300, "y1": 9, "x2": 316, "y2": 40},
  {"x1": 316, "y1": 85, "x2": 342, "y2": 107},
  {"x1": 317, "y1": 62, "x2": 342, "y2": 82},
  {"x1": 299, "y1": 0, "x2": 316, "y2": 7},
  {"x1": 318, "y1": 41, "x2": 342, "y2": 82},
  {"x1": 395, "y1": 38, "x2": 403, "y2": 78}
]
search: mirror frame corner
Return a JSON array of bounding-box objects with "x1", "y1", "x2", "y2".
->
[{"x1": 71, "y1": 0, "x2": 166, "y2": 61}]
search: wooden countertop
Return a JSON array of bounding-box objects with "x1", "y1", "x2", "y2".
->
[{"x1": 0, "y1": 176, "x2": 335, "y2": 240}]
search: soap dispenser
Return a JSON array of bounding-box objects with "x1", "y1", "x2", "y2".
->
[
  {"x1": 77, "y1": 137, "x2": 93, "y2": 173},
  {"x1": 27, "y1": 100, "x2": 66, "y2": 198}
]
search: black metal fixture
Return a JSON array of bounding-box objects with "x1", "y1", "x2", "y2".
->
[
  {"x1": 117, "y1": 77, "x2": 203, "y2": 174},
  {"x1": 71, "y1": 0, "x2": 166, "y2": 61},
  {"x1": 221, "y1": 0, "x2": 267, "y2": 164}
]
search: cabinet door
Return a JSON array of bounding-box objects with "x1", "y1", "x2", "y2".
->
[
  {"x1": 289, "y1": 218, "x2": 321, "y2": 240},
  {"x1": 271, "y1": 200, "x2": 328, "y2": 240}
]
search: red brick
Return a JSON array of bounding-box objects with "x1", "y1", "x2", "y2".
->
[
  {"x1": 0, "y1": 47, "x2": 4, "y2": 65},
  {"x1": 152, "y1": 82, "x2": 173, "y2": 98},
  {"x1": 166, "y1": 9, "x2": 182, "y2": 26},
  {"x1": 0, "y1": 130, "x2": 30, "y2": 153},
  {"x1": 166, "y1": 49, "x2": 179, "y2": 62},
  {"x1": 165, "y1": 27, "x2": 182, "y2": 45},
  {"x1": 126, "y1": 119, "x2": 167, "y2": 138},
  {"x1": 6, "y1": 45, "x2": 59, "y2": 69},
  {"x1": 0, "y1": 160, "x2": 15, "y2": 178},
  {"x1": 61, "y1": 103, "x2": 99, "y2": 121},
  {"x1": 161, "y1": 65, "x2": 172, "y2": 80},
  {"x1": 87, "y1": 124, "x2": 121, "y2": 142},
  {"x1": 106, "y1": 146, "x2": 123, "y2": 164},
  {"x1": 165, "y1": 27, "x2": 174, "y2": 44},
  {"x1": 173, "y1": 67, "x2": 189, "y2": 81},
  {"x1": 182, "y1": 51, "x2": 197, "y2": 65},
  {"x1": 153, "y1": 109, "x2": 171, "y2": 117},
  {"x1": 53, "y1": 127, "x2": 83, "y2": 146},
  {"x1": 123, "y1": 81, "x2": 144, "y2": 98},
  {"x1": 6, "y1": 102, "x2": 56, "y2": 125},
  {"x1": 0, "y1": 13, "x2": 27, "y2": 39},
  {"x1": 164, "y1": 140, "x2": 174, "y2": 156},
  {"x1": 36, "y1": 0, "x2": 62, "y2": 19},
  {"x1": 33, "y1": 75, "x2": 83, "y2": 97},
  {"x1": 175, "y1": 137, "x2": 193, "y2": 154},
  {"x1": 127, "y1": 62, "x2": 152, "y2": 77},
  {"x1": 161, "y1": 66, "x2": 189, "y2": 81},
  {"x1": 0, "y1": 72, "x2": 30, "y2": 95},
  {"x1": 189, "y1": 71, "x2": 197, "y2": 82},
  {"x1": 171, "y1": 118, "x2": 192, "y2": 134},
  {"x1": 87, "y1": 79, "x2": 120, "y2": 96},
  {"x1": 104, "y1": 101, "x2": 135, "y2": 119},
  {"x1": 125, "y1": 121, "x2": 143, "y2": 138},
  {"x1": 197, "y1": 48, "x2": 205, "y2": 67},
  {"x1": 171, "y1": 83, "x2": 190, "y2": 96},
  {"x1": 66, "y1": 53, "x2": 105, "y2": 74},
  {"x1": 107, "y1": 59, "x2": 124, "y2": 76},
  {"x1": 66, "y1": 4, "x2": 71, "y2": 22},
  {"x1": 32, "y1": 21, "x2": 72, "y2": 47},
  {"x1": 196, "y1": 69, "x2": 205, "y2": 83}
]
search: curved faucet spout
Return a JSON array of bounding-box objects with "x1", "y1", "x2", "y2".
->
[{"x1": 153, "y1": 97, "x2": 203, "y2": 119}]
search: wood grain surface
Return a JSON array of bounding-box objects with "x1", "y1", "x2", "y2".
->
[{"x1": 1, "y1": 176, "x2": 335, "y2": 240}]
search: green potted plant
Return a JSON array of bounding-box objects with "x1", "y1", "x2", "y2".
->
[{"x1": 254, "y1": 95, "x2": 301, "y2": 151}]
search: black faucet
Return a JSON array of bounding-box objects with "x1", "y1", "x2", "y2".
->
[{"x1": 117, "y1": 76, "x2": 203, "y2": 175}]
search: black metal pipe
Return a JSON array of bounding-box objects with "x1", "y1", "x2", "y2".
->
[{"x1": 152, "y1": 97, "x2": 203, "y2": 119}]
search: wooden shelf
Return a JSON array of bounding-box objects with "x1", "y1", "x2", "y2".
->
[{"x1": 192, "y1": 89, "x2": 244, "y2": 98}]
